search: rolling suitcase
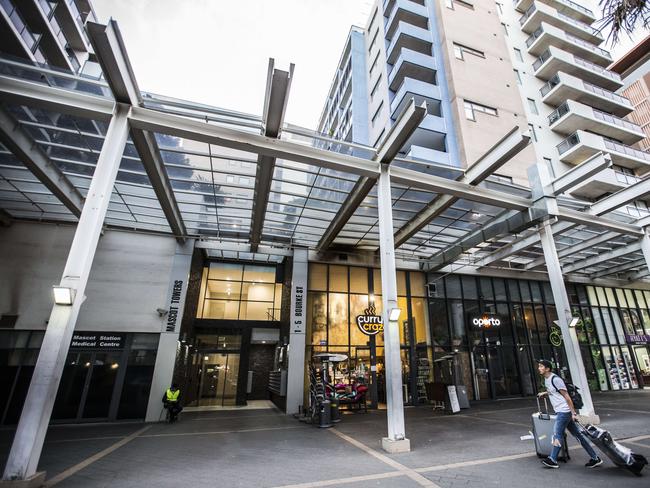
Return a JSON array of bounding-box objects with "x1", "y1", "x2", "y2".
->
[
  {"x1": 532, "y1": 397, "x2": 570, "y2": 461},
  {"x1": 577, "y1": 422, "x2": 647, "y2": 477}
]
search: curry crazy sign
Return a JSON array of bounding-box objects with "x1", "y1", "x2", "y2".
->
[{"x1": 356, "y1": 304, "x2": 384, "y2": 336}]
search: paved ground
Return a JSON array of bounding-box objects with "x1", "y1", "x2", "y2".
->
[{"x1": 1, "y1": 390, "x2": 649, "y2": 487}]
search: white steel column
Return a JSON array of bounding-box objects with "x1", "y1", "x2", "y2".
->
[
  {"x1": 286, "y1": 247, "x2": 308, "y2": 415},
  {"x1": 538, "y1": 220, "x2": 598, "y2": 422},
  {"x1": 640, "y1": 227, "x2": 650, "y2": 271},
  {"x1": 2, "y1": 104, "x2": 130, "y2": 482},
  {"x1": 377, "y1": 165, "x2": 410, "y2": 453}
]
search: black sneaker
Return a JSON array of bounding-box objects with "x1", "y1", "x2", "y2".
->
[
  {"x1": 585, "y1": 457, "x2": 603, "y2": 468},
  {"x1": 542, "y1": 457, "x2": 559, "y2": 469}
]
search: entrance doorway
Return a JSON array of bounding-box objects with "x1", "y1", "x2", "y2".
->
[
  {"x1": 191, "y1": 352, "x2": 240, "y2": 407},
  {"x1": 52, "y1": 351, "x2": 122, "y2": 421}
]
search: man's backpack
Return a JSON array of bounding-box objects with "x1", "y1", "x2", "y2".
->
[{"x1": 552, "y1": 375, "x2": 584, "y2": 410}]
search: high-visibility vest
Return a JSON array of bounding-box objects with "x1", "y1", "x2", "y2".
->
[{"x1": 166, "y1": 388, "x2": 180, "y2": 402}]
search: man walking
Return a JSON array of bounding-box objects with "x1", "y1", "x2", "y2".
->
[{"x1": 537, "y1": 359, "x2": 602, "y2": 469}]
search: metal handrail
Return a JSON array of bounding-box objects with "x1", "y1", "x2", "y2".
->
[
  {"x1": 540, "y1": 74, "x2": 561, "y2": 97},
  {"x1": 557, "y1": 132, "x2": 580, "y2": 154},
  {"x1": 548, "y1": 102, "x2": 570, "y2": 125}
]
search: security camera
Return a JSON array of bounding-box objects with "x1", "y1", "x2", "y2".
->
[{"x1": 156, "y1": 308, "x2": 169, "y2": 317}]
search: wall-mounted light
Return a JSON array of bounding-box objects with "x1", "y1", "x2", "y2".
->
[
  {"x1": 53, "y1": 286, "x2": 75, "y2": 305},
  {"x1": 568, "y1": 317, "x2": 580, "y2": 328},
  {"x1": 389, "y1": 308, "x2": 401, "y2": 322}
]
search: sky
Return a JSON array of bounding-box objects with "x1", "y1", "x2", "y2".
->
[{"x1": 92, "y1": 0, "x2": 649, "y2": 130}]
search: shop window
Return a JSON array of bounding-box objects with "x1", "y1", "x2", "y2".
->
[
  {"x1": 308, "y1": 292, "x2": 327, "y2": 345},
  {"x1": 329, "y1": 265, "x2": 348, "y2": 293},
  {"x1": 308, "y1": 264, "x2": 327, "y2": 291},
  {"x1": 328, "y1": 293, "x2": 349, "y2": 345},
  {"x1": 411, "y1": 297, "x2": 430, "y2": 345},
  {"x1": 208, "y1": 262, "x2": 243, "y2": 281},
  {"x1": 507, "y1": 279, "x2": 521, "y2": 302},
  {"x1": 479, "y1": 277, "x2": 493, "y2": 301},
  {"x1": 530, "y1": 281, "x2": 543, "y2": 303},
  {"x1": 615, "y1": 289, "x2": 628, "y2": 307},
  {"x1": 542, "y1": 282, "x2": 555, "y2": 304},
  {"x1": 243, "y1": 265, "x2": 275, "y2": 283},
  {"x1": 373, "y1": 268, "x2": 382, "y2": 295},
  {"x1": 634, "y1": 290, "x2": 647, "y2": 308},
  {"x1": 520, "y1": 281, "x2": 532, "y2": 303},
  {"x1": 448, "y1": 300, "x2": 466, "y2": 346},
  {"x1": 429, "y1": 299, "x2": 449, "y2": 347},
  {"x1": 350, "y1": 294, "x2": 370, "y2": 345},
  {"x1": 461, "y1": 275, "x2": 478, "y2": 299},
  {"x1": 350, "y1": 267, "x2": 368, "y2": 293},
  {"x1": 396, "y1": 271, "x2": 407, "y2": 296},
  {"x1": 445, "y1": 275, "x2": 462, "y2": 299},
  {"x1": 494, "y1": 279, "x2": 507, "y2": 302},
  {"x1": 409, "y1": 273, "x2": 427, "y2": 297}
]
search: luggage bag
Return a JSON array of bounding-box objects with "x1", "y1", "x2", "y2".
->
[
  {"x1": 577, "y1": 422, "x2": 647, "y2": 477},
  {"x1": 532, "y1": 396, "x2": 569, "y2": 461}
]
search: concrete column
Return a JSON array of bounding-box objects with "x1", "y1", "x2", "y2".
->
[
  {"x1": 377, "y1": 165, "x2": 409, "y2": 453},
  {"x1": 286, "y1": 247, "x2": 308, "y2": 415},
  {"x1": 2, "y1": 105, "x2": 130, "y2": 482},
  {"x1": 145, "y1": 240, "x2": 194, "y2": 422},
  {"x1": 538, "y1": 220, "x2": 598, "y2": 422},
  {"x1": 640, "y1": 228, "x2": 650, "y2": 272}
]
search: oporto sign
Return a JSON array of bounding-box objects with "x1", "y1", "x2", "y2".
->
[
  {"x1": 471, "y1": 314, "x2": 501, "y2": 329},
  {"x1": 356, "y1": 304, "x2": 384, "y2": 336}
]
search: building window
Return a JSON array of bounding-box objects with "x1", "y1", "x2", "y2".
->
[
  {"x1": 446, "y1": 0, "x2": 474, "y2": 9},
  {"x1": 368, "y1": 28, "x2": 379, "y2": 54},
  {"x1": 514, "y1": 69, "x2": 522, "y2": 84},
  {"x1": 372, "y1": 101, "x2": 384, "y2": 125},
  {"x1": 528, "y1": 123, "x2": 537, "y2": 141},
  {"x1": 453, "y1": 43, "x2": 485, "y2": 60},
  {"x1": 370, "y1": 75, "x2": 382, "y2": 98},
  {"x1": 464, "y1": 100, "x2": 498, "y2": 121},
  {"x1": 369, "y1": 50, "x2": 380, "y2": 76},
  {"x1": 527, "y1": 98, "x2": 539, "y2": 115},
  {"x1": 495, "y1": 2, "x2": 503, "y2": 14},
  {"x1": 514, "y1": 48, "x2": 523, "y2": 62},
  {"x1": 197, "y1": 263, "x2": 282, "y2": 321},
  {"x1": 368, "y1": 7, "x2": 378, "y2": 30},
  {"x1": 502, "y1": 23, "x2": 508, "y2": 35}
]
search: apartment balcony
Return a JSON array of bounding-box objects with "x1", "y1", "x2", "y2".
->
[
  {"x1": 384, "y1": 0, "x2": 425, "y2": 17},
  {"x1": 533, "y1": 46, "x2": 623, "y2": 90},
  {"x1": 390, "y1": 77, "x2": 441, "y2": 119},
  {"x1": 388, "y1": 48, "x2": 436, "y2": 91},
  {"x1": 385, "y1": 0, "x2": 429, "y2": 41},
  {"x1": 548, "y1": 100, "x2": 645, "y2": 145},
  {"x1": 0, "y1": 2, "x2": 43, "y2": 62},
  {"x1": 540, "y1": 72, "x2": 633, "y2": 117},
  {"x1": 54, "y1": 0, "x2": 90, "y2": 51},
  {"x1": 514, "y1": 0, "x2": 596, "y2": 24},
  {"x1": 386, "y1": 21, "x2": 432, "y2": 65},
  {"x1": 519, "y1": 2, "x2": 602, "y2": 44},
  {"x1": 568, "y1": 167, "x2": 638, "y2": 200},
  {"x1": 557, "y1": 130, "x2": 650, "y2": 174},
  {"x1": 526, "y1": 23, "x2": 611, "y2": 67},
  {"x1": 405, "y1": 145, "x2": 451, "y2": 167}
]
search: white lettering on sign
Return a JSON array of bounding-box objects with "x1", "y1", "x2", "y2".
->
[
  {"x1": 472, "y1": 316, "x2": 501, "y2": 328},
  {"x1": 166, "y1": 280, "x2": 184, "y2": 333},
  {"x1": 293, "y1": 286, "x2": 304, "y2": 333}
]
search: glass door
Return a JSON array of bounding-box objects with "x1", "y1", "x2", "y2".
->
[{"x1": 195, "y1": 352, "x2": 240, "y2": 407}]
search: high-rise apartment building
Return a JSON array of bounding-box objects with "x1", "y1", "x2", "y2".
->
[
  {"x1": 0, "y1": 0, "x2": 97, "y2": 74},
  {"x1": 321, "y1": 0, "x2": 648, "y2": 206},
  {"x1": 611, "y1": 35, "x2": 650, "y2": 153}
]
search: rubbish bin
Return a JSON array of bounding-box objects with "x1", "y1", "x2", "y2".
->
[
  {"x1": 330, "y1": 397, "x2": 341, "y2": 423},
  {"x1": 318, "y1": 399, "x2": 332, "y2": 428}
]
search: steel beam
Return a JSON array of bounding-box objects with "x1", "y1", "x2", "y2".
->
[
  {"x1": 525, "y1": 231, "x2": 620, "y2": 270},
  {"x1": 0, "y1": 75, "x2": 114, "y2": 120},
  {"x1": 393, "y1": 127, "x2": 530, "y2": 247},
  {"x1": 87, "y1": 20, "x2": 187, "y2": 240},
  {"x1": 195, "y1": 240, "x2": 293, "y2": 256},
  {"x1": 390, "y1": 166, "x2": 531, "y2": 211},
  {"x1": 476, "y1": 176, "x2": 650, "y2": 267},
  {"x1": 589, "y1": 258, "x2": 646, "y2": 278},
  {"x1": 550, "y1": 152, "x2": 612, "y2": 196},
  {"x1": 128, "y1": 105, "x2": 379, "y2": 177},
  {"x1": 0, "y1": 105, "x2": 84, "y2": 217},
  {"x1": 562, "y1": 242, "x2": 642, "y2": 274},
  {"x1": 250, "y1": 59, "x2": 293, "y2": 252},
  {"x1": 556, "y1": 208, "x2": 643, "y2": 236},
  {"x1": 316, "y1": 99, "x2": 427, "y2": 252}
]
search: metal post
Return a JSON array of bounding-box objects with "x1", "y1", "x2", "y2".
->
[
  {"x1": 377, "y1": 165, "x2": 410, "y2": 453},
  {"x1": 640, "y1": 228, "x2": 650, "y2": 271},
  {"x1": 538, "y1": 220, "x2": 599, "y2": 423},
  {"x1": 2, "y1": 104, "x2": 130, "y2": 482},
  {"x1": 286, "y1": 247, "x2": 308, "y2": 415}
]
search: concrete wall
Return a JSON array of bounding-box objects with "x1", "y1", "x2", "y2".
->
[
  {"x1": 0, "y1": 221, "x2": 177, "y2": 332},
  {"x1": 435, "y1": 0, "x2": 534, "y2": 185}
]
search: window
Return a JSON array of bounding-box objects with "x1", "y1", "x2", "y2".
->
[
  {"x1": 495, "y1": 2, "x2": 503, "y2": 14},
  {"x1": 527, "y1": 98, "x2": 539, "y2": 115},
  {"x1": 372, "y1": 101, "x2": 384, "y2": 125},
  {"x1": 528, "y1": 123, "x2": 537, "y2": 141},
  {"x1": 514, "y1": 48, "x2": 523, "y2": 62},
  {"x1": 453, "y1": 43, "x2": 485, "y2": 60},
  {"x1": 446, "y1": 0, "x2": 474, "y2": 9},
  {"x1": 369, "y1": 50, "x2": 380, "y2": 76},
  {"x1": 368, "y1": 7, "x2": 378, "y2": 30},
  {"x1": 514, "y1": 69, "x2": 522, "y2": 85},
  {"x1": 370, "y1": 75, "x2": 382, "y2": 98},
  {"x1": 543, "y1": 157, "x2": 556, "y2": 178},
  {"x1": 198, "y1": 263, "x2": 282, "y2": 321},
  {"x1": 464, "y1": 100, "x2": 498, "y2": 121},
  {"x1": 368, "y1": 28, "x2": 379, "y2": 54},
  {"x1": 502, "y1": 23, "x2": 508, "y2": 35}
]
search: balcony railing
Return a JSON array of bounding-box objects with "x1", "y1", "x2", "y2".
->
[
  {"x1": 519, "y1": 3, "x2": 536, "y2": 25},
  {"x1": 573, "y1": 56, "x2": 621, "y2": 83},
  {"x1": 532, "y1": 49, "x2": 552, "y2": 71},
  {"x1": 565, "y1": 32, "x2": 611, "y2": 59},
  {"x1": 583, "y1": 81, "x2": 630, "y2": 106},
  {"x1": 553, "y1": 0, "x2": 594, "y2": 18},
  {"x1": 2, "y1": 0, "x2": 41, "y2": 53},
  {"x1": 556, "y1": 11, "x2": 599, "y2": 36},
  {"x1": 540, "y1": 73, "x2": 560, "y2": 97},
  {"x1": 526, "y1": 27, "x2": 543, "y2": 47},
  {"x1": 557, "y1": 132, "x2": 581, "y2": 154},
  {"x1": 593, "y1": 108, "x2": 642, "y2": 133},
  {"x1": 548, "y1": 101, "x2": 570, "y2": 125},
  {"x1": 604, "y1": 139, "x2": 650, "y2": 163}
]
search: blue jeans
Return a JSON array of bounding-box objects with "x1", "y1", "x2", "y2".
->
[{"x1": 550, "y1": 411, "x2": 598, "y2": 462}]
